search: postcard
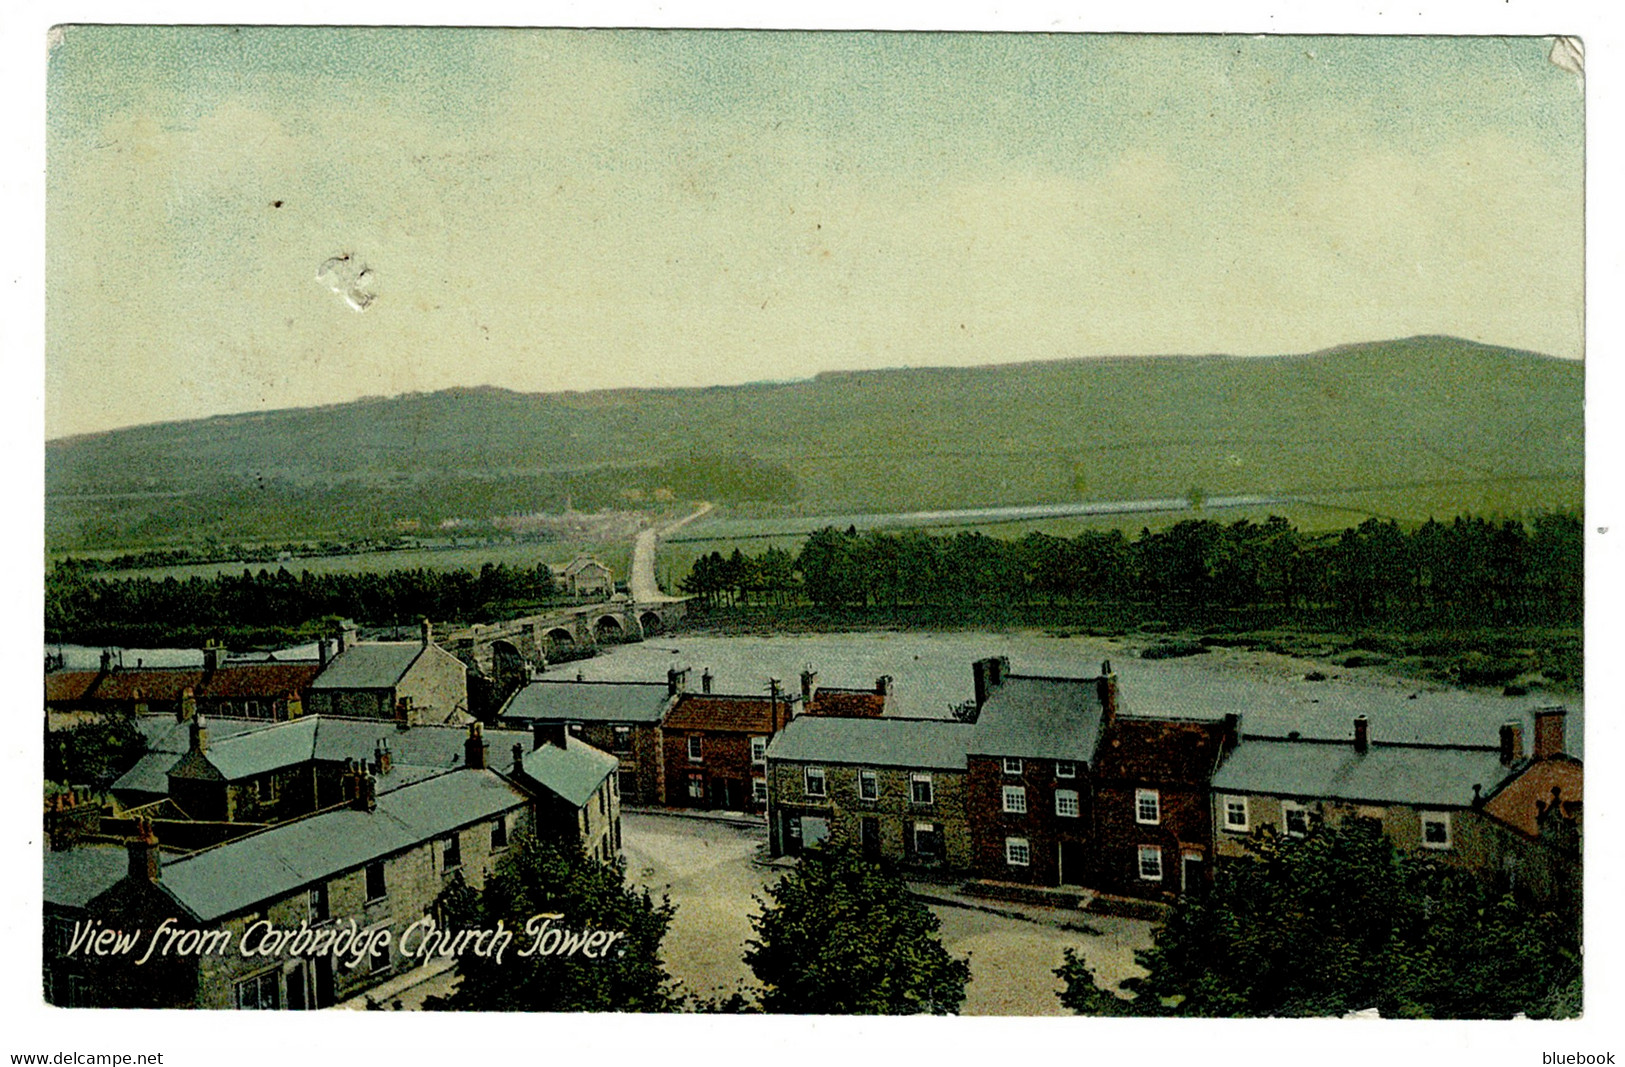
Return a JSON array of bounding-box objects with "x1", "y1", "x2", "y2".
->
[{"x1": 20, "y1": 13, "x2": 1612, "y2": 1064}]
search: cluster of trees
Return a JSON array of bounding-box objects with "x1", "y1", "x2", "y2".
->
[
  {"x1": 46, "y1": 561, "x2": 563, "y2": 643},
  {"x1": 1056, "y1": 817, "x2": 1581, "y2": 1019},
  {"x1": 433, "y1": 836, "x2": 969, "y2": 1014},
  {"x1": 44, "y1": 715, "x2": 147, "y2": 790},
  {"x1": 688, "y1": 512, "x2": 1581, "y2": 627}
]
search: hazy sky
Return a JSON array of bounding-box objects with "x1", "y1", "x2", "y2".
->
[{"x1": 46, "y1": 29, "x2": 1583, "y2": 439}]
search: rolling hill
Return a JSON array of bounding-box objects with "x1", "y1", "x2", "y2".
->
[{"x1": 45, "y1": 336, "x2": 1583, "y2": 550}]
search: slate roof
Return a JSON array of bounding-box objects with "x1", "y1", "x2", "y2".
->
[
  {"x1": 1210, "y1": 738, "x2": 1514, "y2": 809},
  {"x1": 500, "y1": 679, "x2": 673, "y2": 724},
  {"x1": 515, "y1": 739, "x2": 619, "y2": 808},
  {"x1": 969, "y1": 675, "x2": 1107, "y2": 761},
  {"x1": 309, "y1": 643, "x2": 424, "y2": 690},
  {"x1": 664, "y1": 693, "x2": 783, "y2": 734},
  {"x1": 313, "y1": 718, "x2": 531, "y2": 771},
  {"x1": 768, "y1": 716, "x2": 976, "y2": 771},
  {"x1": 188, "y1": 718, "x2": 321, "y2": 781},
  {"x1": 111, "y1": 753, "x2": 185, "y2": 797},
  {"x1": 134, "y1": 715, "x2": 266, "y2": 754},
  {"x1": 152, "y1": 769, "x2": 531, "y2": 922},
  {"x1": 44, "y1": 846, "x2": 132, "y2": 909}
]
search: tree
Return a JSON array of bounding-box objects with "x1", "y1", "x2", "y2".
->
[
  {"x1": 744, "y1": 845, "x2": 970, "y2": 1014},
  {"x1": 431, "y1": 833, "x2": 680, "y2": 1012},
  {"x1": 45, "y1": 714, "x2": 147, "y2": 790},
  {"x1": 1056, "y1": 817, "x2": 1580, "y2": 1019}
]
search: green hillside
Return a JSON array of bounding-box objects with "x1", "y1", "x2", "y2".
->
[{"x1": 46, "y1": 336, "x2": 1583, "y2": 550}]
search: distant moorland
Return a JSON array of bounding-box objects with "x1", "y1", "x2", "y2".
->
[{"x1": 47, "y1": 336, "x2": 1581, "y2": 551}]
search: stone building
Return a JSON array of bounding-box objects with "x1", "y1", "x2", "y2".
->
[
  {"x1": 765, "y1": 715, "x2": 975, "y2": 869},
  {"x1": 306, "y1": 621, "x2": 469, "y2": 725},
  {"x1": 497, "y1": 676, "x2": 677, "y2": 805}
]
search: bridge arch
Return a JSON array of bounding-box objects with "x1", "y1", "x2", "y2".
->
[
  {"x1": 545, "y1": 627, "x2": 575, "y2": 650},
  {"x1": 592, "y1": 614, "x2": 625, "y2": 641},
  {"x1": 639, "y1": 610, "x2": 663, "y2": 635}
]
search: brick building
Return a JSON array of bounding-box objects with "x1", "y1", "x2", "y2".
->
[{"x1": 661, "y1": 674, "x2": 800, "y2": 811}]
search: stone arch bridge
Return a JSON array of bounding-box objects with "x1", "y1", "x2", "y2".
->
[{"x1": 445, "y1": 599, "x2": 686, "y2": 680}]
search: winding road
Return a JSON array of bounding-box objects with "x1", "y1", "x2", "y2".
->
[{"x1": 630, "y1": 502, "x2": 714, "y2": 601}]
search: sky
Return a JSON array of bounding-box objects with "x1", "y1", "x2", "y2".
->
[{"x1": 45, "y1": 29, "x2": 1584, "y2": 439}]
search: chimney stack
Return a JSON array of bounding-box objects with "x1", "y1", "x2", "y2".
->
[
  {"x1": 203, "y1": 642, "x2": 225, "y2": 674},
  {"x1": 667, "y1": 666, "x2": 690, "y2": 696},
  {"x1": 1097, "y1": 661, "x2": 1118, "y2": 725},
  {"x1": 532, "y1": 721, "x2": 569, "y2": 750},
  {"x1": 512, "y1": 743, "x2": 526, "y2": 770},
  {"x1": 801, "y1": 667, "x2": 819, "y2": 709},
  {"x1": 876, "y1": 675, "x2": 894, "y2": 697},
  {"x1": 465, "y1": 722, "x2": 487, "y2": 769},
  {"x1": 972, "y1": 658, "x2": 1007, "y2": 710},
  {"x1": 1533, "y1": 707, "x2": 1567, "y2": 761},
  {"x1": 178, "y1": 686, "x2": 197, "y2": 724},
  {"x1": 189, "y1": 711, "x2": 208, "y2": 754},
  {"x1": 420, "y1": 618, "x2": 434, "y2": 649},
  {"x1": 338, "y1": 622, "x2": 358, "y2": 654},
  {"x1": 701, "y1": 668, "x2": 713, "y2": 694},
  {"x1": 373, "y1": 739, "x2": 392, "y2": 776},
  {"x1": 1353, "y1": 715, "x2": 1370, "y2": 755},
  {"x1": 394, "y1": 697, "x2": 412, "y2": 730},
  {"x1": 1499, "y1": 722, "x2": 1526, "y2": 766},
  {"x1": 126, "y1": 817, "x2": 161, "y2": 882},
  {"x1": 353, "y1": 769, "x2": 377, "y2": 812},
  {"x1": 99, "y1": 649, "x2": 114, "y2": 673},
  {"x1": 318, "y1": 638, "x2": 331, "y2": 668}
]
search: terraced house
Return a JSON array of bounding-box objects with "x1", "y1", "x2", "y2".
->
[
  {"x1": 765, "y1": 715, "x2": 976, "y2": 867},
  {"x1": 306, "y1": 621, "x2": 469, "y2": 725},
  {"x1": 45, "y1": 720, "x2": 621, "y2": 1009}
]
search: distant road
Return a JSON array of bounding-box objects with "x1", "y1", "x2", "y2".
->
[
  {"x1": 664, "y1": 495, "x2": 1286, "y2": 543},
  {"x1": 630, "y1": 503, "x2": 714, "y2": 601}
]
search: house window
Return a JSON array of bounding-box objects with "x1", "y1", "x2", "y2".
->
[
  {"x1": 910, "y1": 773, "x2": 934, "y2": 805},
  {"x1": 1005, "y1": 837, "x2": 1031, "y2": 867},
  {"x1": 1056, "y1": 761, "x2": 1077, "y2": 779},
  {"x1": 859, "y1": 769, "x2": 879, "y2": 802},
  {"x1": 1136, "y1": 789, "x2": 1160, "y2": 825},
  {"x1": 1003, "y1": 757, "x2": 1023, "y2": 776},
  {"x1": 752, "y1": 778, "x2": 768, "y2": 804},
  {"x1": 805, "y1": 767, "x2": 827, "y2": 798},
  {"x1": 491, "y1": 815, "x2": 509, "y2": 851},
  {"x1": 913, "y1": 822, "x2": 941, "y2": 859},
  {"x1": 687, "y1": 736, "x2": 703, "y2": 762},
  {"x1": 309, "y1": 884, "x2": 330, "y2": 922},
  {"x1": 1055, "y1": 789, "x2": 1080, "y2": 818},
  {"x1": 1138, "y1": 845, "x2": 1163, "y2": 881},
  {"x1": 246, "y1": 700, "x2": 262, "y2": 719},
  {"x1": 235, "y1": 969, "x2": 280, "y2": 1010},
  {"x1": 687, "y1": 774, "x2": 705, "y2": 800},
  {"x1": 1422, "y1": 812, "x2": 1452, "y2": 850},
  {"x1": 442, "y1": 833, "x2": 461, "y2": 871},
  {"x1": 1222, "y1": 796, "x2": 1249, "y2": 832},
  {"x1": 1282, "y1": 802, "x2": 1311, "y2": 838},
  {"x1": 750, "y1": 737, "x2": 767, "y2": 766},
  {"x1": 1002, "y1": 785, "x2": 1028, "y2": 814},
  {"x1": 365, "y1": 861, "x2": 386, "y2": 902},
  {"x1": 612, "y1": 726, "x2": 631, "y2": 752},
  {"x1": 598, "y1": 786, "x2": 608, "y2": 816}
]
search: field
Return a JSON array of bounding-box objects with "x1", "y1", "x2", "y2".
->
[
  {"x1": 45, "y1": 337, "x2": 1582, "y2": 552},
  {"x1": 102, "y1": 540, "x2": 633, "y2": 584}
]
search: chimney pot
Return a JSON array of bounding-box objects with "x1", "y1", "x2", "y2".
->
[
  {"x1": 1353, "y1": 715, "x2": 1370, "y2": 755},
  {"x1": 801, "y1": 667, "x2": 819, "y2": 709},
  {"x1": 420, "y1": 618, "x2": 433, "y2": 649},
  {"x1": 702, "y1": 668, "x2": 713, "y2": 694},
  {"x1": 127, "y1": 818, "x2": 161, "y2": 881},
  {"x1": 667, "y1": 666, "x2": 689, "y2": 696},
  {"x1": 513, "y1": 742, "x2": 525, "y2": 769},
  {"x1": 189, "y1": 712, "x2": 208, "y2": 754}
]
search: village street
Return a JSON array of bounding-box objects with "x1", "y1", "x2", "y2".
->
[{"x1": 620, "y1": 811, "x2": 1153, "y2": 1015}]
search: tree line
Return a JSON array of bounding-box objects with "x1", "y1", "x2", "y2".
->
[
  {"x1": 45, "y1": 561, "x2": 565, "y2": 644},
  {"x1": 681, "y1": 512, "x2": 1582, "y2": 627}
]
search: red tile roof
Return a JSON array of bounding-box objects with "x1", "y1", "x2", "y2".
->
[
  {"x1": 806, "y1": 690, "x2": 887, "y2": 718},
  {"x1": 198, "y1": 662, "x2": 322, "y2": 700},
  {"x1": 84, "y1": 669, "x2": 206, "y2": 703},
  {"x1": 664, "y1": 694, "x2": 783, "y2": 734},
  {"x1": 45, "y1": 671, "x2": 101, "y2": 704},
  {"x1": 1092, "y1": 717, "x2": 1229, "y2": 782}
]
